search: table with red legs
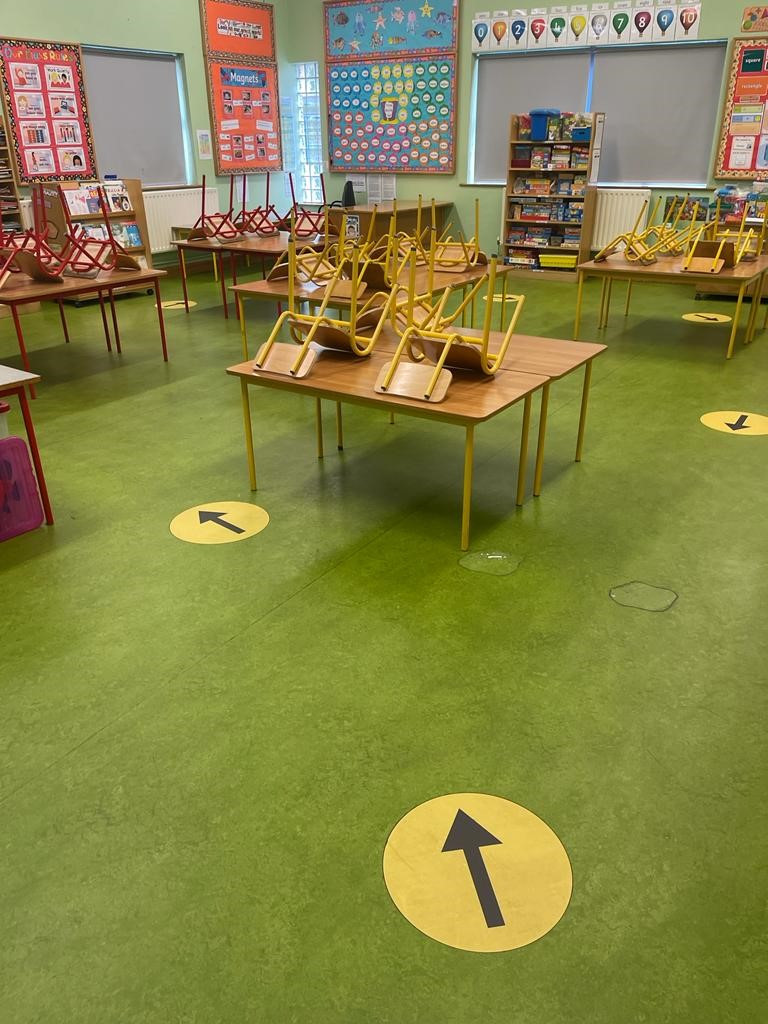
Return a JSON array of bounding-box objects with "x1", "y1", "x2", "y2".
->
[
  {"x1": 0, "y1": 364, "x2": 53, "y2": 524},
  {"x1": 0, "y1": 268, "x2": 169, "y2": 396},
  {"x1": 173, "y1": 231, "x2": 322, "y2": 319}
]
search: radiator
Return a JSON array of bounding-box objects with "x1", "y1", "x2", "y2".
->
[
  {"x1": 143, "y1": 187, "x2": 219, "y2": 253},
  {"x1": 592, "y1": 188, "x2": 652, "y2": 249}
]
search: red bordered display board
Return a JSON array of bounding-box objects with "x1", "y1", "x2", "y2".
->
[
  {"x1": 199, "y1": 0, "x2": 282, "y2": 174},
  {"x1": 715, "y1": 37, "x2": 768, "y2": 180},
  {"x1": 324, "y1": 0, "x2": 459, "y2": 175},
  {"x1": 0, "y1": 38, "x2": 97, "y2": 183}
]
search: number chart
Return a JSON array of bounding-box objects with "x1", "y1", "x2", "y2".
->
[{"x1": 325, "y1": 0, "x2": 459, "y2": 174}]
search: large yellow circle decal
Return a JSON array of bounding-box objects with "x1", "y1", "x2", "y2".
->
[{"x1": 383, "y1": 792, "x2": 572, "y2": 953}]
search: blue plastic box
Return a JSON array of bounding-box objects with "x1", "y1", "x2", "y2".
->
[
  {"x1": 530, "y1": 108, "x2": 560, "y2": 142},
  {"x1": 572, "y1": 126, "x2": 592, "y2": 142}
]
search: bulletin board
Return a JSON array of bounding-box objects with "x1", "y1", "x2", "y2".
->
[
  {"x1": 715, "y1": 37, "x2": 768, "y2": 179},
  {"x1": 199, "y1": 0, "x2": 282, "y2": 174},
  {"x1": 324, "y1": 0, "x2": 459, "y2": 174},
  {"x1": 0, "y1": 37, "x2": 97, "y2": 183}
]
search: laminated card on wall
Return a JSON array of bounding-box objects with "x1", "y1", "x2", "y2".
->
[
  {"x1": 608, "y1": 1, "x2": 632, "y2": 42},
  {"x1": 589, "y1": 3, "x2": 611, "y2": 43},
  {"x1": 545, "y1": 7, "x2": 569, "y2": 47}
]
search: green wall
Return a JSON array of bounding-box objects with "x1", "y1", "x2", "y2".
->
[{"x1": 5, "y1": 0, "x2": 747, "y2": 250}]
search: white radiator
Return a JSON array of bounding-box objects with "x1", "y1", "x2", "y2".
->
[
  {"x1": 143, "y1": 187, "x2": 219, "y2": 253},
  {"x1": 592, "y1": 188, "x2": 651, "y2": 249}
]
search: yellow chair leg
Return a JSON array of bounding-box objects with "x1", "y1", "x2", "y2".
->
[
  {"x1": 389, "y1": 411, "x2": 396, "y2": 425},
  {"x1": 336, "y1": 402, "x2": 344, "y2": 451},
  {"x1": 212, "y1": 253, "x2": 218, "y2": 282},
  {"x1": 575, "y1": 360, "x2": 593, "y2": 462},
  {"x1": 316, "y1": 398, "x2": 324, "y2": 459},
  {"x1": 461, "y1": 424, "x2": 474, "y2": 551},
  {"x1": 515, "y1": 393, "x2": 532, "y2": 507},
  {"x1": 240, "y1": 379, "x2": 257, "y2": 490},
  {"x1": 533, "y1": 382, "x2": 550, "y2": 498}
]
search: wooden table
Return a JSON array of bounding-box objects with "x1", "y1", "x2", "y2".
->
[
  {"x1": 0, "y1": 267, "x2": 169, "y2": 396},
  {"x1": 0, "y1": 364, "x2": 53, "y2": 524},
  {"x1": 173, "y1": 231, "x2": 320, "y2": 319},
  {"x1": 327, "y1": 200, "x2": 453, "y2": 239},
  {"x1": 574, "y1": 253, "x2": 768, "y2": 358},
  {"x1": 228, "y1": 349, "x2": 551, "y2": 550}
]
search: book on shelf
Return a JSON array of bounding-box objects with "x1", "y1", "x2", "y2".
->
[
  {"x1": 510, "y1": 144, "x2": 531, "y2": 168},
  {"x1": 530, "y1": 147, "x2": 549, "y2": 169},
  {"x1": 570, "y1": 146, "x2": 589, "y2": 169},
  {"x1": 551, "y1": 145, "x2": 571, "y2": 169},
  {"x1": 64, "y1": 188, "x2": 90, "y2": 215},
  {"x1": 103, "y1": 180, "x2": 132, "y2": 214},
  {"x1": 512, "y1": 176, "x2": 552, "y2": 196},
  {"x1": 121, "y1": 221, "x2": 142, "y2": 248}
]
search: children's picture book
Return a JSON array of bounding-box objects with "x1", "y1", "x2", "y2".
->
[{"x1": 103, "y1": 181, "x2": 132, "y2": 213}]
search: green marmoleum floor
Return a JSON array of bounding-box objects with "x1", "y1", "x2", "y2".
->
[{"x1": 1, "y1": 266, "x2": 766, "y2": 1023}]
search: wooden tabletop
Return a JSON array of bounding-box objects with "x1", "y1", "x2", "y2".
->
[
  {"x1": 227, "y1": 350, "x2": 548, "y2": 426},
  {"x1": 0, "y1": 266, "x2": 166, "y2": 304},
  {"x1": 0, "y1": 364, "x2": 40, "y2": 388},
  {"x1": 449, "y1": 328, "x2": 606, "y2": 378},
  {"x1": 329, "y1": 201, "x2": 453, "y2": 215},
  {"x1": 173, "y1": 230, "x2": 322, "y2": 256},
  {"x1": 578, "y1": 252, "x2": 768, "y2": 284},
  {"x1": 232, "y1": 262, "x2": 513, "y2": 305}
]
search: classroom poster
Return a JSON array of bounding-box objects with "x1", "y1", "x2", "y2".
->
[
  {"x1": 199, "y1": 0, "x2": 282, "y2": 174},
  {"x1": 0, "y1": 38, "x2": 97, "y2": 183},
  {"x1": 715, "y1": 37, "x2": 768, "y2": 179},
  {"x1": 325, "y1": 0, "x2": 459, "y2": 174}
]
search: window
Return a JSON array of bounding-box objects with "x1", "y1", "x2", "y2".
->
[
  {"x1": 83, "y1": 47, "x2": 193, "y2": 187},
  {"x1": 470, "y1": 42, "x2": 726, "y2": 188},
  {"x1": 282, "y1": 62, "x2": 324, "y2": 203}
]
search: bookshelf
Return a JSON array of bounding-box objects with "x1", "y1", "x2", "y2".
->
[
  {"x1": 53, "y1": 178, "x2": 153, "y2": 269},
  {"x1": 500, "y1": 112, "x2": 604, "y2": 279},
  {"x1": 0, "y1": 109, "x2": 23, "y2": 236}
]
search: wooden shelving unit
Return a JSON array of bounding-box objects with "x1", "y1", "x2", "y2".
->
[
  {"x1": 0, "y1": 110, "x2": 23, "y2": 235},
  {"x1": 500, "y1": 112, "x2": 604, "y2": 280},
  {"x1": 52, "y1": 178, "x2": 153, "y2": 269}
]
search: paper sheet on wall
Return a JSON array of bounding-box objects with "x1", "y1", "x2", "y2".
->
[{"x1": 367, "y1": 174, "x2": 396, "y2": 204}]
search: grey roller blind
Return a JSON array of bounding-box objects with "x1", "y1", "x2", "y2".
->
[
  {"x1": 472, "y1": 52, "x2": 591, "y2": 183},
  {"x1": 84, "y1": 49, "x2": 188, "y2": 186},
  {"x1": 591, "y1": 44, "x2": 726, "y2": 186}
]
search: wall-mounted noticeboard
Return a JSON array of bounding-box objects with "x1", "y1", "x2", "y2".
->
[
  {"x1": 199, "y1": 0, "x2": 282, "y2": 175},
  {"x1": 0, "y1": 37, "x2": 97, "y2": 183},
  {"x1": 715, "y1": 37, "x2": 768, "y2": 179}
]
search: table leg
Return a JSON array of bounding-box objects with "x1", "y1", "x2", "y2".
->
[
  {"x1": 726, "y1": 284, "x2": 746, "y2": 359},
  {"x1": 532, "y1": 382, "x2": 550, "y2": 498},
  {"x1": 16, "y1": 384, "x2": 53, "y2": 523},
  {"x1": 604, "y1": 278, "x2": 613, "y2": 327},
  {"x1": 745, "y1": 272, "x2": 765, "y2": 344},
  {"x1": 153, "y1": 278, "x2": 169, "y2": 362},
  {"x1": 108, "y1": 290, "x2": 122, "y2": 354},
  {"x1": 515, "y1": 394, "x2": 532, "y2": 507},
  {"x1": 240, "y1": 379, "x2": 257, "y2": 490},
  {"x1": 58, "y1": 300, "x2": 70, "y2": 343},
  {"x1": 574, "y1": 270, "x2": 585, "y2": 339},
  {"x1": 97, "y1": 290, "x2": 112, "y2": 352},
  {"x1": 624, "y1": 280, "x2": 633, "y2": 318},
  {"x1": 389, "y1": 411, "x2": 396, "y2": 425},
  {"x1": 9, "y1": 305, "x2": 36, "y2": 398},
  {"x1": 218, "y1": 253, "x2": 229, "y2": 319},
  {"x1": 460, "y1": 284, "x2": 467, "y2": 328},
  {"x1": 237, "y1": 294, "x2": 249, "y2": 360},
  {"x1": 470, "y1": 290, "x2": 476, "y2": 329},
  {"x1": 261, "y1": 256, "x2": 267, "y2": 279},
  {"x1": 178, "y1": 248, "x2": 190, "y2": 313},
  {"x1": 461, "y1": 424, "x2": 475, "y2": 551},
  {"x1": 315, "y1": 398, "x2": 324, "y2": 459},
  {"x1": 575, "y1": 360, "x2": 593, "y2": 463},
  {"x1": 231, "y1": 253, "x2": 240, "y2": 321},
  {"x1": 336, "y1": 402, "x2": 344, "y2": 451}
]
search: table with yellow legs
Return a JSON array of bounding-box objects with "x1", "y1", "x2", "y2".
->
[
  {"x1": 573, "y1": 253, "x2": 768, "y2": 358},
  {"x1": 227, "y1": 351, "x2": 548, "y2": 550}
]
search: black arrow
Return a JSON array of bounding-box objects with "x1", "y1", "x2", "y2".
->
[
  {"x1": 696, "y1": 314, "x2": 720, "y2": 322},
  {"x1": 198, "y1": 510, "x2": 245, "y2": 534},
  {"x1": 442, "y1": 809, "x2": 505, "y2": 928},
  {"x1": 725, "y1": 414, "x2": 749, "y2": 431}
]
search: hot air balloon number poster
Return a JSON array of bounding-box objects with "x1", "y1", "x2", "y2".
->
[
  {"x1": 324, "y1": 0, "x2": 459, "y2": 173},
  {"x1": 715, "y1": 38, "x2": 768, "y2": 179}
]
